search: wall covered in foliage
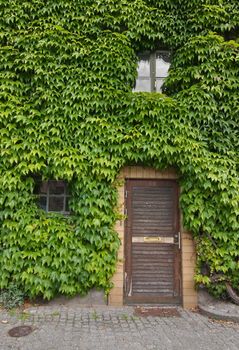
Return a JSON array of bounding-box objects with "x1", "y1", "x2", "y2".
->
[{"x1": 0, "y1": 0, "x2": 239, "y2": 299}]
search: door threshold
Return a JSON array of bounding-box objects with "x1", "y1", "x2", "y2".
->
[
  {"x1": 126, "y1": 303, "x2": 181, "y2": 307},
  {"x1": 134, "y1": 306, "x2": 182, "y2": 317}
]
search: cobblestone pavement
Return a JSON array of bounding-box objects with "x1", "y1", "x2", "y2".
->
[{"x1": 1, "y1": 305, "x2": 239, "y2": 350}]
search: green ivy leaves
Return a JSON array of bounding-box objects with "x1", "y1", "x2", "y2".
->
[{"x1": 0, "y1": 0, "x2": 239, "y2": 299}]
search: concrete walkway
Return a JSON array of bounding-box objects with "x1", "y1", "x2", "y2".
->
[
  {"x1": 199, "y1": 289, "x2": 239, "y2": 323},
  {"x1": 1, "y1": 304, "x2": 239, "y2": 350}
]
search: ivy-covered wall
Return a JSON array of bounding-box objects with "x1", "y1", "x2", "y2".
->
[{"x1": 0, "y1": 0, "x2": 239, "y2": 299}]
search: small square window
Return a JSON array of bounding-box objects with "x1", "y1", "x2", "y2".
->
[
  {"x1": 133, "y1": 51, "x2": 171, "y2": 93},
  {"x1": 35, "y1": 180, "x2": 70, "y2": 215}
]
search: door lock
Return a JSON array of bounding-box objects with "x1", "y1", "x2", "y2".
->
[{"x1": 175, "y1": 232, "x2": 181, "y2": 249}]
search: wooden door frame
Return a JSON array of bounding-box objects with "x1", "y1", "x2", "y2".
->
[
  {"x1": 108, "y1": 166, "x2": 198, "y2": 309},
  {"x1": 124, "y1": 178, "x2": 182, "y2": 305}
]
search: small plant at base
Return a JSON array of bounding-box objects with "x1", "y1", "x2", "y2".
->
[
  {"x1": 18, "y1": 312, "x2": 30, "y2": 321},
  {"x1": 0, "y1": 283, "x2": 26, "y2": 310},
  {"x1": 131, "y1": 316, "x2": 139, "y2": 320},
  {"x1": 51, "y1": 311, "x2": 60, "y2": 317},
  {"x1": 121, "y1": 314, "x2": 129, "y2": 320},
  {"x1": 91, "y1": 310, "x2": 99, "y2": 320}
]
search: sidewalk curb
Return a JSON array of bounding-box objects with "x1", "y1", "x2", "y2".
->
[{"x1": 198, "y1": 304, "x2": 239, "y2": 323}]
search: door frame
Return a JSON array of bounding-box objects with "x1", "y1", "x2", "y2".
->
[
  {"x1": 107, "y1": 166, "x2": 198, "y2": 309},
  {"x1": 124, "y1": 179, "x2": 182, "y2": 305}
]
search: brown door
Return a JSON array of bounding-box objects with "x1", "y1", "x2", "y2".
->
[{"x1": 124, "y1": 179, "x2": 181, "y2": 305}]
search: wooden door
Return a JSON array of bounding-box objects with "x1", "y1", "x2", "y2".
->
[{"x1": 124, "y1": 179, "x2": 181, "y2": 305}]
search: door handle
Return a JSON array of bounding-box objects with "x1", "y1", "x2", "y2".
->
[
  {"x1": 124, "y1": 272, "x2": 128, "y2": 293},
  {"x1": 124, "y1": 272, "x2": 132, "y2": 296},
  {"x1": 175, "y1": 231, "x2": 181, "y2": 249}
]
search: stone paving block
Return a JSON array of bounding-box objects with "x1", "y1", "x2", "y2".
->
[{"x1": 1, "y1": 306, "x2": 239, "y2": 349}]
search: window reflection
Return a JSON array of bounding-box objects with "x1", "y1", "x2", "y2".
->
[
  {"x1": 155, "y1": 78, "x2": 164, "y2": 93},
  {"x1": 134, "y1": 78, "x2": 151, "y2": 92},
  {"x1": 38, "y1": 182, "x2": 48, "y2": 194},
  {"x1": 137, "y1": 55, "x2": 150, "y2": 77},
  {"x1": 49, "y1": 180, "x2": 65, "y2": 195},
  {"x1": 49, "y1": 196, "x2": 64, "y2": 212},
  {"x1": 156, "y1": 52, "x2": 171, "y2": 78},
  {"x1": 39, "y1": 196, "x2": 47, "y2": 210}
]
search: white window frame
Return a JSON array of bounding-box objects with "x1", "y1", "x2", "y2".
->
[{"x1": 134, "y1": 50, "x2": 171, "y2": 93}]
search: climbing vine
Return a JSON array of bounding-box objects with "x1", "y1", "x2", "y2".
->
[{"x1": 0, "y1": 0, "x2": 239, "y2": 299}]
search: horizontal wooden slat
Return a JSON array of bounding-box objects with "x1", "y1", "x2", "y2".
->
[
  {"x1": 131, "y1": 276, "x2": 174, "y2": 285},
  {"x1": 132, "y1": 245, "x2": 175, "y2": 252}
]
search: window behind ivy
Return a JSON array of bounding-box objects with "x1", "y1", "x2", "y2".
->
[
  {"x1": 134, "y1": 51, "x2": 171, "y2": 92},
  {"x1": 35, "y1": 180, "x2": 70, "y2": 214}
]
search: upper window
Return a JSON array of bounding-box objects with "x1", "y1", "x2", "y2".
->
[
  {"x1": 133, "y1": 51, "x2": 171, "y2": 93},
  {"x1": 35, "y1": 180, "x2": 70, "y2": 215}
]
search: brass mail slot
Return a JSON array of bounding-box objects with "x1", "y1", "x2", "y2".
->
[
  {"x1": 132, "y1": 236, "x2": 174, "y2": 244},
  {"x1": 144, "y1": 236, "x2": 162, "y2": 242}
]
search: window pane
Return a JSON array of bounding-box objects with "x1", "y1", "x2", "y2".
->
[
  {"x1": 39, "y1": 196, "x2": 47, "y2": 210},
  {"x1": 156, "y1": 52, "x2": 171, "y2": 77},
  {"x1": 49, "y1": 196, "x2": 64, "y2": 212},
  {"x1": 66, "y1": 196, "x2": 70, "y2": 212},
  {"x1": 155, "y1": 78, "x2": 165, "y2": 92},
  {"x1": 49, "y1": 180, "x2": 65, "y2": 195},
  {"x1": 38, "y1": 182, "x2": 48, "y2": 194},
  {"x1": 137, "y1": 54, "x2": 150, "y2": 77},
  {"x1": 134, "y1": 78, "x2": 151, "y2": 92}
]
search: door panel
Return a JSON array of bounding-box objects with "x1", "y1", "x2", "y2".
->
[{"x1": 124, "y1": 180, "x2": 181, "y2": 305}]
